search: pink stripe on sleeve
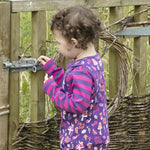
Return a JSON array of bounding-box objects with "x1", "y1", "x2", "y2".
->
[
  {"x1": 67, "y1": 75, "x2": 93, "y2": 84},
  {"x1": 69, "y1": 96, "x2": 85, "y2": 113},
  {"x1": 75, "y1": 104, "x2": 85, "y2": 113},
  {"x1": 53, "y1": 69, "x2": 64, "y2": 84},
  {"x1": 70, "y1": 82, "x2": 92, "y2": 92},
  {"x1": 47, "y1": 82, "x2": 55, "y2": 95},
  {"x1": 54, "y1": 87, "x2": 62, "y2": 102},
  {"x1": 43, "y1": 78, "x2": 52, "y2": 91},
  {"x1": 59, "y1": 95, "x2": 64, "y2": 109},
  {"x1": 68, "y1": 100, "x2": 76, "y2": 113},
  {"x1": 42, "y1": 58, "x2": 53, "y2": 68},
  {"x1": 47, "y1": 64, "x2": 56, "y2": 74},
  {"x1": 74, "y1": 96, "x2": 90, "y2": 108},
  {"x1": 57, "y1": 69, "x2": 64, "y2": 83},
  {"x1": 64, "y1": 98, "x2": 68, "y2": 111},
  {"x1": 73, "y1": 89, "x2": 90, "y2": 100}
]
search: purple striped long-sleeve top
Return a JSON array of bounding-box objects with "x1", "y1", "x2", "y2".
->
[{"x1": 43, "y1": 53, "x2": 110, "y2": 150}]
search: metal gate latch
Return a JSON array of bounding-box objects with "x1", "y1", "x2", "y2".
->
[{"x1": 3, "y1": 59, "x2": 43, "y2": 72}]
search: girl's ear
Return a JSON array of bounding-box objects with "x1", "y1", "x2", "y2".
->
[{"x1": 71, "y1": 38, "x2": 78, "y2": 46}]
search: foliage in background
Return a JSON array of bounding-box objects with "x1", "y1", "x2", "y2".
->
[
  {"x1": 19, "y1": 72, "x2": 31, "y2": 122},
  {"x1": 20, "y1": 12, "x2": 31, "y2": 56},
  {"x1": 19, "y1": 12, "x2": 31, "y2": 122},
  {"x1": 19, "y1": 7, "x2": 150, "y2": 122},
  {"x1": 46, "y1": 10, "x2": 57, "y2": 58}
]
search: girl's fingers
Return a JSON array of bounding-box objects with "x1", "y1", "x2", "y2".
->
[
  {"x1": 39, "y1": 59, "x2": 46, "y2": 65},
  {"x1": 38, "y1": 55, "x2": 48, "y2": 61},
  {"x1": 38, "y1": 56, "x2": 50, "y2": 65}
]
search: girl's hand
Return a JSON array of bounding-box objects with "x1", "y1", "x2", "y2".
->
[{"x1": 38, "y1": 55, "x2": 50, "y2": 65}]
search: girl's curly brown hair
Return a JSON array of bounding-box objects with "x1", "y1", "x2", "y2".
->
[{"x1": 51, "y1": 5, "x2": 102, "y2": 50}]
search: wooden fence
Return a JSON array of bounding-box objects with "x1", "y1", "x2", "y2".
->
[{"x1": 0, "y1": 0, "x2": 150, "y2": 149}]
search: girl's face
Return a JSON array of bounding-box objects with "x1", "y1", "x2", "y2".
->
[{"x1": 53, "y1": 30, "x2": 81, "y2": 59}]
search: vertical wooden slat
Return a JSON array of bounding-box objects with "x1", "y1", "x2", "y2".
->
[
  {"x1": 133, "y1": 6, "x2": 148, "y2": 147},
  {"x1": 0, "y1": 2, "x2": 10, "y2": 150},
  {"x1": 31, "y1": 11, "x2": 46, "y2": 121},
  {"x1": 133, "y1": 6, "x2": 148, "y2": 96},
  {"x1": 109, "y1": 7, "x2": 123, "y2": 98},
  {"x1": 8, "y1": 12, "x2": 20, "y2": 150},
  {"x1": 108, "y1": 7, "x2": 125, "y2": 149}
]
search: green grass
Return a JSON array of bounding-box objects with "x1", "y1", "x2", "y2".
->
[{"x1": 19, "y1": 72, "x2": 31, "y2": 122}]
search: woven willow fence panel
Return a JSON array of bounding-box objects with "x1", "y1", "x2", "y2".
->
[
  {"x1": 12, "y1": 97, "x2": 150, "y2": 150},
  {"x1": 108, "y1": 97, "x2": 150, "y2": 150}
]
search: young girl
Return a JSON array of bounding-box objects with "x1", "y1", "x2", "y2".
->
[{"x1": 39, "y1": 5, "x2": 110, "y2": 150}]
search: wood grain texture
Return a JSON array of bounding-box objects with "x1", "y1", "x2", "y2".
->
[
  {"x1": 10, "y1": 0, "x2": 150, "y2": 12},
  {"x1": 132, "y1": 6, "x2": 148, "y2": 148},
  {"x1": 31, "y1": 11, "x2": 46, "y2": 122},
  {"x1": 8, "y1": 12, "x2": 20, "y2": 150},
  {"x1": 0, "y1": 2, "x2": 10, "y2": 150},
  {"x1": 109, "y1": 7, "x2": 124, "y2": 98},
  {"x1": 133, "y1": 6, "x2": 148, "y2": 96}
]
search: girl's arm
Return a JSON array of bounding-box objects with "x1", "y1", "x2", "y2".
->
[
  {"x1": 43, "y1": 68, "x2": 94, "y2": 114},
  {"x1": 42, "y1": 58, "x2": 64, "y2": 85}
]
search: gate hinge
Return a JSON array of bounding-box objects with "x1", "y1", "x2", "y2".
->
[{"x1": 3, "y1": 59, "x2": 43, "y2": 72}]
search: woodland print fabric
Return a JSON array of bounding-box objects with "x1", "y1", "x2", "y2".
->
[{"x1": 43, "y1": 53, "x2": 110, "y2": 150}]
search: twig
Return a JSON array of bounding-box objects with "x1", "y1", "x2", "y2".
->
[
  {"x1": 19, "y1": 113, "x2": 57, "y2": 124},
  {"x1": 19, "y1": 40, "x2": 56, "y2": 61},
  {"x1": 127, "y1": 21, "x2": 150, "y2": 27},
  {"x1": 12, "y1": 137, "x2": 27, "y2": 146},
  {"x1": 16, "y1": 124, "x2": 25, "y2": 137},
  {"x1": 46, "y1": 40, "x2": 57, "y2": 43},
  {"x1": 19, "y1": 43, "x2": 32, "y2": 62},
  {"x1": 124, "y1": 92, "x2": 150, "y2": 100},
  {"x1": 105, "y1": 7, "x2": 150, "y2": 30},
  {"x1": 100, "y1": 31, "x2": 117, "y2": 58},
  {"x1": 18, "y1": 55, "x2": 31, "y2": 59}
]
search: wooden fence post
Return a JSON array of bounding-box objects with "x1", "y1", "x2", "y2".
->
[
  {"x1": 109, "y1": 7, "x2": 123, "y2": 98},
  {"x1": 0, "y1": 2, "x2": 10, "y2": 150},
  {"x1": 133, "y1": 6, "x2": 148, "y2": 97},
  {"x1": 108, "y1": 6, "x2": 126, "y2": 149},
  {"x1": 8, "y1": 12, "x2": 20, "y2": 150},
  {"x1": 133, "y1": 6, "x2": 148, "y2": 147},
  {"x1": 31, "y1": 11, "x2": 46, "y2": 121}
]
